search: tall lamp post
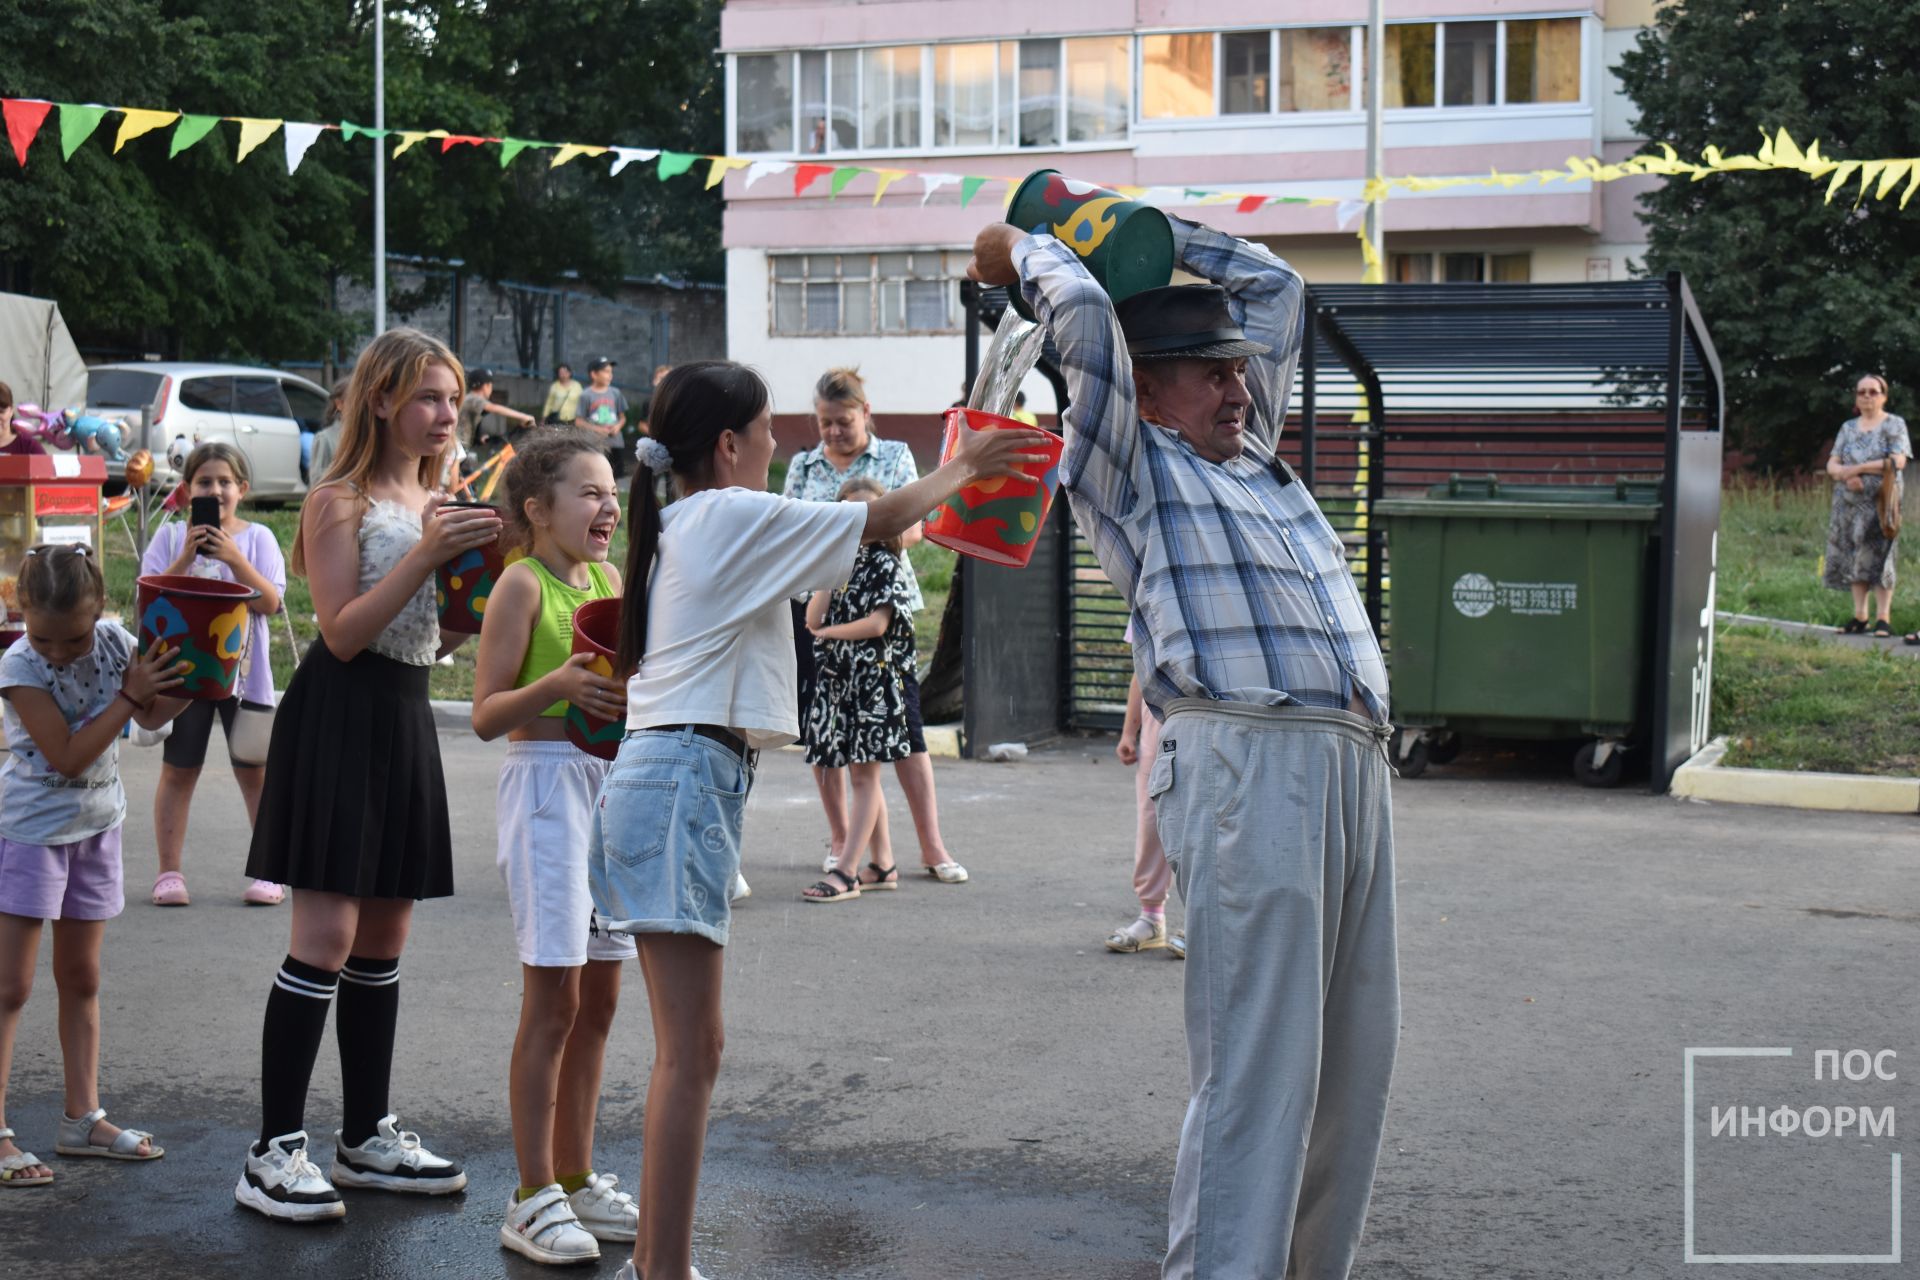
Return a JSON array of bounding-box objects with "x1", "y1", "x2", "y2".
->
[
  {"x1": 1364, "y1": 0, "x2": 1385, "y2": 281},
  {"x1": 373, "y1": 0, "x2": 386, "y2": 333}
]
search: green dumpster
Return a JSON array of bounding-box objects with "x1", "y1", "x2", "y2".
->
[{"x1": 1375, "y1": 474, "x2": 1661, "y2": 786}]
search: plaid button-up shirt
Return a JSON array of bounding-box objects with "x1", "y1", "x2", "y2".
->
[
  {"x1": 782, "y1": 432, "x2": 925, "y2": 614},
  {"x1": 1013, "y1": 218, "x2": 1389, "y2": 722}
]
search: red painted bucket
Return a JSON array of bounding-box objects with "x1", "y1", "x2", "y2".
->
[
  {"x1": 922, "y1": 409, "x2": 1066, "y2": 568},
  {"x1": 434, "y1": 510, "x2": 515, "y2": 634},
  {"x1": 135, "y1": 574, "x2": 261, "y2": 701},
  {"x1": 566, "y1": 596, "x2": 627, "y2": 760}
]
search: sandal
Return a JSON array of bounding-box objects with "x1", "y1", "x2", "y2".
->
[
  {"x1": 1905, "y1": 632, "x2": 1920, "y2": 646},
  {"x1": 923, "y1": 861, "x2": 969, "y2": 884},
  {"x1": 1838, "y1": 618, "x2": 1870, "y2": 634},
  {"x1": 802, "y1": 868, "x2": 861, "y2": 903},
  {"x1": 858, "y1": 862, "x2": 900, "y2": 891},
  {"x1": 53, "y1": 1107, "x2": 163, "y2": 1161},
  {"x1": 151, "y1": 871, "x2": 189, "y2": 907},
  {"x1": 0, "y1": 1129, "x2": 52, "y2": 1186},
  {"x1": 1872, "y1": 620, "x2": 1893, "y2": 637}
]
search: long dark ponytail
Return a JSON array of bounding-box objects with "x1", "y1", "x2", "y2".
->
[{"x1": 616, "y1": 360, "x2": 772, "y2": 674}]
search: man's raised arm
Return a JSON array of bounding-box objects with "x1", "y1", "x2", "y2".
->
[{"x1": 1172, "y1": 217, "x2": 1306, "y2": 452}]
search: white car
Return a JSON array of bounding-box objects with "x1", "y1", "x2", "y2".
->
[{"x1": 86, "y1": 362, "x2": 331, "y2": 502}]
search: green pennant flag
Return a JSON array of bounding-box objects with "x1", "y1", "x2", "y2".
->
[
  {"x1": 829, "y1": 166, "x2": 863, "y2": 196},
  {"x1": 339, "y1": 120, "x2": 391, "y2": 142},
  {"x1": 58, "y1": 104, "x2": 108, "y2": 160},
  {"x1": 498, "y1": 137, "x2": 534, "y2": 168},
  {"x1": 1183, "y1": 188, "x2": 1208, "y2": 201},
  {"x1": 958, "y1": 175, "x2": 988, "y2": 207},
  {"x1": 655, "y1": 150, "x2": 697, "y2": 180},
  {"x1": 169, "y1": 114, "x2": 221, "y2": 158}
]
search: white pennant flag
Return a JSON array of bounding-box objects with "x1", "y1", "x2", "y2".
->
[
  {"x1": 919, "y1": 172, "x2": 958, "y2": 205},
  {"x1": 744, "y1": 159, "x2": 792, "y2": 189},
  {"x1": 283, "y1": 122, "x2": 325, "y2": 174},
  {"x1": 1335, "y1": 199, "x2": 1368, "y2": 230},
  {"x1": 609, "y1": 147, "x2": 660, "y2": 176}
]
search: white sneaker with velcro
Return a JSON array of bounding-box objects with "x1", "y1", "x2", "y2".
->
[
  {"x1": 501, "y1": 1184, "x2": 600, "y2": 1265},
  {"x1": 568, "y1": 1170, "x2": 639, "y2": 1241}
]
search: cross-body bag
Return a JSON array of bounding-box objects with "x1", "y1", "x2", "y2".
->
[
  {"x1": 226, "y1": 611, "x2": 276, "y2": 766},
  {"x1": 1878, "y1": 458, "x2": 1903, "y2": 541}
]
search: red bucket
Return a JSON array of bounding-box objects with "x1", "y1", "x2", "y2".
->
[
  {"x1": 434, "y1": 511, "x2": 516, "y2": 634},
  {"x1": 566, "y1": 596, "x2": 626, "y2": 760},
  {"x1": 922, "y1": 409, "x2": 1066, "y2": 568},
  {"x1": 135, "y1": 574, "x2": 261, "y2": 701}
]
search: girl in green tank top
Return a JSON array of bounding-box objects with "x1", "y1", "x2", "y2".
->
[{"x1": 470, "y1": 435, "x2": 637, "y2": 1255}]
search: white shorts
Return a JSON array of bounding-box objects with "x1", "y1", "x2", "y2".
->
[{"x1": 497, "y1": 740, "x2": 636, "y2": 967}]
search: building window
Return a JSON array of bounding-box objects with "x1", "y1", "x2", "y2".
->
[
  {"x1": 1280, "y1": 27, "x2": 1354, "y2": 112},
  {"x1": 796, "y1": 50, "x2": 856, "y2": 153},
  {"x1": 934, "y1": 42, "x2": 998, "y2": 148},
  {"x1": 736, "y1": 53, "x2": 793, "y2": 153},
  {"x1": 1389, "y1": 251, "x2": 1532, "y2": 284},
  {"x1": 1141, "y1": 33, "x2": 1213, "y2": 118},
  {"x1": 771, "y1": 252, "x2": 963, "y2": 335},
  {"x1": 1066, "y1": 36, "x2": 1130, "y2": 142},
  {"x1": 1506, "y1": 18, "x2": 1582, "y2": 104},
  {"x1": 1221, "y1": 31, "x2": 1271, "y2": 115},
  {"x1": 1017, "y1": 39, "x2": 1062, "y2": 147},
  {"x1": 1383, "y1": 24, "x2": 1436, "y2": 108},
  {"x1": 861, "y1": 46, "x2": 923, "y2": 150},
  {"x1": 1443, "y1": 22, "x2": 1498, "y2": 107}
]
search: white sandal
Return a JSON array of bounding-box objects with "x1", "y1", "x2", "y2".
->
[
  {"x1": 0, "y1": 1129, "x2": 53, "y2": 1186},
  {"x1": 54, "y1": 1107, "x2": 164, "y2": 1161},
  {"x1": 924, "y1": 861, "x2": 969, "y2": 884}
]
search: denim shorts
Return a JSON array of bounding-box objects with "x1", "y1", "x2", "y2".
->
[{"x1": 589, "y1": 727, "x2": 755, "y2": 948}]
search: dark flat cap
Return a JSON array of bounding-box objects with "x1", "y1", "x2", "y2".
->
[{"x1": 1116, "y1": 284, "x2": 1271, "y2": 361}]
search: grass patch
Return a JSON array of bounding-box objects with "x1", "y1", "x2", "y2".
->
[{"x1": 1711, "y1": 625, "x2": 1920, "y2": 775}]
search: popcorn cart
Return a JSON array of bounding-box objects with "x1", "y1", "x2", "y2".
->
[{"x1": 0, "y1": 454, "x2": 109, "y2": 647}]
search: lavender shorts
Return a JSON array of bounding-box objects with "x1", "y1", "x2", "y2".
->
[{"x1": 0, "y1": 827, "x2": 125, "y2": 921}]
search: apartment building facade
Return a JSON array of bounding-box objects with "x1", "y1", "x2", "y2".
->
[{"x1": 719, "y1": 0, "x2": 1662, "y2": 441}]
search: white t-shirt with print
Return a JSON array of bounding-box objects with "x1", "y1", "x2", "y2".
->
[
  {"x1": 0, "y1": 621, "x2": 135, "y2": 845},
  {"x1": 625, "y1": 488, "x2": 867, "y2": 748}
]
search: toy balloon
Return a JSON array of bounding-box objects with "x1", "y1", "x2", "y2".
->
[{"x1": 125, "y1": 449, "x2": 154, "y2": 488}]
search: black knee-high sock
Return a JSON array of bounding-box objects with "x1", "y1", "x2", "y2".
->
[
  {"x1": 259, "y1": 956, "x2": 340, "y2": 1149},
  {"x1": 336, "y1": 955, "x2": 401, "y2": 1147}
]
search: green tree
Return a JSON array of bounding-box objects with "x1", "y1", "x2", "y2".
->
[{"x1": 1617, "y1": 0, "x2": 1920, "y2": 471}]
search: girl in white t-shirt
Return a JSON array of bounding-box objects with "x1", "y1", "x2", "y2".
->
[{"x1": 588, "y1": 360, "x2": 1045, "y2": 1280}]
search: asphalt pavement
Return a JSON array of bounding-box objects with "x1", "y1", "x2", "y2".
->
[{"x1": 4, "y1": 733, "x2": 1916, "y2": 1279}]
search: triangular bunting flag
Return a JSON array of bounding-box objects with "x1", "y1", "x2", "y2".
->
[
  {"x1": 609, "y1": 146, "x2": 658, "y2": 175},
  {"x1": 870, "y1": 169, "x2": 907, "y2": 204},
  {"x1": 1236, "y1": 195, "x2": 1266, "y2": 214},
  {"x1": 744, "y1": 158, "x2": 790, "y2": 189},
  {"x1": 440, "y1": 134, "x2": 488, "y2": 152},
  {"x1": 656, "y1": 150, "x2": 698, "y2": 180},
  {"x1": 4, "y1": 99, "x2": 53, "y2": 166},
  {"x1": 1113, "y1": 185, "x2": 1148, "y2": 200},
  {"x1": 1182, "y1": 188, "x2": 1208, "y2": 202},
  {"x1": 234, "y1": 118, "x2": 282, "y2": 161},
  {"x1": 393, "y1": 130, "x2": 432, "y2": 157},
  {"x1": 550, "y1": 143, "x2": 609, "y2": 167},
  {"x1": 58, "y1": 104, "x2": 109, "y2": 160},
  {"x1": 919, "y1": 172, "x2": 957, "y2": 205},
  {"x1": 169, "y1": 114, "x2": 221, "y2": 158},
  {"x1": 704, "y1": 156, "x2": 749, "y2": 189},
  {"x1": 1335, "y1": 199, "x2": 1367, "y2": 230},
  {"x1": 1875, "y1": 159, "x2": 1910, "y2": 201},
  {"x1": 793, "y1": 163, "x2": 833, "y2": 195},
  {"x1": 113, "y1": 108, "x2": 177, "y2": 153},
  {"x1": 339, "y1": 121, "x2": 391, "y2": 142},
  {"x1": 958, "y1": 175, "x2": 988, "y2": 207},
  {"x1": 828, "y1": 166, "x2": 862, "y2": 196},
  {"x1": 498, "y1": 138, "x2": 535, "y2": 167},
  {"x1": 283, "y1": 122, "x2": 325, "y2": 173}
]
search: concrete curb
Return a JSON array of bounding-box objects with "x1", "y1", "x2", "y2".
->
[
  {"x1": 1671, "y1": 737, "x2": 1920, "y2": 815},
  {"x1": 431, "y1": 698, "x2": 968, "y2": 760}
]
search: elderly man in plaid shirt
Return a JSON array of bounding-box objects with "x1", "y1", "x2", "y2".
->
[{"x1": 970, "y1": 216, "x2": 1399, "y2": 1279}]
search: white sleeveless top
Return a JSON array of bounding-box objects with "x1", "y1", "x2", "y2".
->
[{"x1": 358, "y1": 498, "x2": 440, "y2": 665}]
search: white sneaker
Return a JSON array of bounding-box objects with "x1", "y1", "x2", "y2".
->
[
  {"x1": 331, "y1": 1114, "x2": 467, "y2": 1194},
  {"x1": 501, "y1": 1184, "x2": 600, "y2": 1265},
  {"x1": 613, "y1": 1262, "x2": 708, "y2": 1280},
  {"x1": 1104, "y1": 916, "x2": 1168, "y2": 953},
  {"x1": 235, "y1": 1131, "x2": 346, "y2": 1222},
  {"x1": 822, "y1": 852, "x2": 837, "y2": 874},
  {"x1": 568, "y1": 1170, "x2": 639, "y2": 1242},
  {"x1": 729, "y1": 872, "x2": 752, "y2": 902}
]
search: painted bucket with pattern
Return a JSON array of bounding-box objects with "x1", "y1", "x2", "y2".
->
[
  {"x1": 434, "y1": 509, "x2": 516, "y2": 634},
  {"x1": 134, "y1": 574, "x2": 261, "y2": 701},
  {"x1": 923, "y1": 408, "x2": 1066, "y2": 568},
  {"x1": 1005, "y1": 169, "x2": 1173, "y2": 321},
  {"x1": 566, "y1": 595, "x2": 626, "y2": 760}
]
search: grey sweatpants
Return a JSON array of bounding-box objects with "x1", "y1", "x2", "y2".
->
[{"x1": 1151, "y1": 699, "x2": 1400, "y2": 1280}]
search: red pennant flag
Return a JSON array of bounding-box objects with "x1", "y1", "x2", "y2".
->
[
  {"x1": 3, "y1": 99, "x2": 53, "y2": 167},
  {"x1": 793, "y1": 163, "x2": 834, "y2": 196},
  {"x1": 439, "y1": 134, "x2": 490, "y2": 152},
  {"x1": 1236, "y1": 195, "x2": 1266, "y2": 214}
]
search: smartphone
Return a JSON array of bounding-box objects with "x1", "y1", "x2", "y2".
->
[{"x1": 190, "y1": 496, "x2": 222, "y2": 530}]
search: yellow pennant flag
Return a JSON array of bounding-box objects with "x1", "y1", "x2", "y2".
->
[
  {"x1": 113, "y1": 108, "x2": 178, "y2": 152},
  {"x1": 1113, "y1": 185, "x2": 1147, "y2": 200},
  {"x1": 549, "y1": 143, "x2": 608, "y2": 168},
  {"x1": 869, "y1": 168, "x2": 907, "y2": 204},
  {"x1": 1902, "y1": 164, "x2": 1920, "y2": 210},
  {"x1": 234, "y1": 118, "x2": 283, "y2": 161},
  {"x1": 704, "y1": 156, "x2": 749, "y2": 189},
  {"x1": 1854, "y1": 160, "x2": 1886, "y2": 204},
  {"x1": 1824, "y1": 161, "x2": 1860, "y2": 204},
  {"x1": 1356, "y1": 228, "x2": 1384, "y2": 284},
  {"x1": 1874, "y1": 159, "x2": 1910, "y2": 201}
]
